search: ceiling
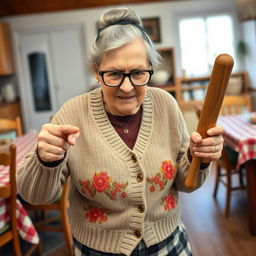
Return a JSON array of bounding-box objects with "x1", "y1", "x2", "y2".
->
[{"x1": 0, "y1": 0, "x2": 189, "y2": 17}]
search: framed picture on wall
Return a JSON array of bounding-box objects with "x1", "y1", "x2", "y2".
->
[
  {"x1": 236, "y1": 0, "x2": 256, "y2": 21},
  {"x1": 142, "y1": 17, "x2": 161, "y2": 43}
]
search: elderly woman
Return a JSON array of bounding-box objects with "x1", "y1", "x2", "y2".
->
[{"x1": 17, "y1": 7, "x2": 224, "y2": 256}]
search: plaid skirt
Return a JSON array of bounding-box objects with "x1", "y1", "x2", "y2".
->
[{"x1": 73, "y1": 223, "x2": 192, "y2": 256}]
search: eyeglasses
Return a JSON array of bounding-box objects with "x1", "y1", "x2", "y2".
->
[{"x1": 98, "y1": 69, "x2": 154, "y2": 87}]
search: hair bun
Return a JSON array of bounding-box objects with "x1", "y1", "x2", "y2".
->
[{"x1": 98, "y1": 7, "x2": 142, "y2": 31}]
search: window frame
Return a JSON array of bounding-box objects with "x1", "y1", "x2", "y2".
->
[{"x1": 175, "y1": 10, "x2": 242, "y2": 77}]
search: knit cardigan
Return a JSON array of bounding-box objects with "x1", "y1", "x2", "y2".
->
[{"x1": 17, "y1": 87, "x2": 210, "y2": 256}]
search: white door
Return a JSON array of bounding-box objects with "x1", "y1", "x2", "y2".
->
[
  {"x1": 18, "y1": 32, "x2": 58, "y2": 132},
  {"x1": 50, "y1": 26, "x2": 87, "y2": 107},
  {"x1": 14, "y1": 24, "x2": 88, "y2": 132}
]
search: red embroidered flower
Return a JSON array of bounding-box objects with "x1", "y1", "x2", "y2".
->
[
  {"x1": 121, "y1": 192, "x2": 127, "y2": 198},
  {"x1": 149, "y1": 185, "x2": 155, "y2": 192},
  {"x1": 85, "y1": 206, "x2": 109, "y2": 223},
  {"x1": 147, "y1": 160, "x2": 176, "y2": 192},
  {"x1": 162, "y1": 161, "x2": 175, "y2": 180},
  {"x1": 79, "y1": 172, "x2": 127, "y2": 200},
  {"x1": 80, "y1": 180, "x2": 93, "y2": 196},
  {"x1": 159, "y1": 181, "x2": 165, "y2": 190},
  {"x1": 163, "y1": 194, "x2": 176, "y2": 211},
  {"x1": 153, "y1": 175, "x2": 160, "y2": 184},
  {"x1": 92, "y1": 172, "x2": 110, "y2": 193},
  {"x1": 111, "y1": 190, "x2": 117, "y2": 199}
]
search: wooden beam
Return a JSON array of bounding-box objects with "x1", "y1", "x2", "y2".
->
[{"x1": 0, "y1": 0, "x2": 190, "y2": 17}]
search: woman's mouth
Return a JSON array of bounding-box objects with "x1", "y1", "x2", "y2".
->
[{"x1": 117, "y1": 95, "x2": 135, "y2": 100}]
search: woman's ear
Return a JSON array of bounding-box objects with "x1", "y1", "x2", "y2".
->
[{"x1": 91, "y1": 64, "x2": 101, "y2": 84}]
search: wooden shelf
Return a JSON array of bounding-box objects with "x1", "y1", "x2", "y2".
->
[
  {"x1": 181, "y1": 85, "x2": 207, "y2": 91},
  {"x1": 149, "y1": 83, "x2": 176, "y2": 92},
  {"x1": 180, "y1": 76, "x2": 209, "y2": 83},
  {"x1": 178, "y1": 71, "x2": 250, "y2": 110}
]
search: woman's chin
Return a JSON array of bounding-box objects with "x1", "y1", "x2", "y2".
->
[{"x1": 117, "y1": 106, "x2": 139, "y2": 116}]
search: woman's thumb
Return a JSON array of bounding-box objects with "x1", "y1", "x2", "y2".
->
[{"x1": 67, "y1": 132, "x2": 80, "y2": 145}]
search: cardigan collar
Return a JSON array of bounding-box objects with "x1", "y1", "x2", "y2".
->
[{"x1": 90, "y1": 88, "x2": 153, "y2": 159}]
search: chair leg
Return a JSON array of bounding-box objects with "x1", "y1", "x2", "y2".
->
[
  {"x1": 225, "y1": 170, "x2": 232, "y2": 218},
  {"x1": 213, "y1": 164, "x2": 221, "y2": 198},
  {"x1": 12, "y1": 229, "x2": 22, "y2": 256},
  {"x1": 60, "y1": 208, "x2": 72, "y2": 256},
  {"x1": 238, "y1": 168, "x2": 244, "y2": 187},
  {"x1": 35, "y1": 242, "x2": 43, "y2": 256}
]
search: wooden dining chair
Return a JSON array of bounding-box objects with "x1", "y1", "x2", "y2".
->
[
  {"x1": 195, "y1": 94, "x2": 251, "y2": 217},
  {"x1": 0, "y1": 144, "x2": 40, "y2": 255},
  {"x1": 24, "y1": 179, "x2": 72, "y2": 256},
  {"x1": 0, "y1": 116, "x2": 23, "y2": 137},
  {"x1": 215, "y1": 95, "x2": 251, "y2": 217},
  {"x1": 220, "y1": 94, "x2": 252, "y2": 115}
]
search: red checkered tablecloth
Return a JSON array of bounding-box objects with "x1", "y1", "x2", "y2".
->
[
  {"x1": 218, "y1": 112, "x2": 256, "y2": 169},
  {"x1": 0, "y1": 132, "x2": 39, "y2": 244}
]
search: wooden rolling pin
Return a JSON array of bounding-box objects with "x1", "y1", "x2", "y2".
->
[{"x1": 185, "y1": 54, "x2": 234, "y2": 188}]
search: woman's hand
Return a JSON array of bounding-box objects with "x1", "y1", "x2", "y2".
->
[
  {"x1": 37, "y1": 124, "x2": 80, "y2": 162},
  {"x1": 189, "y1": 126, "x2": 224, "y2": 163}
]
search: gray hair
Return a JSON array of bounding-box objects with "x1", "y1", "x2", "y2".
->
[{"x1": 88, "y1": 7, "x2": 161, "y2": 69}]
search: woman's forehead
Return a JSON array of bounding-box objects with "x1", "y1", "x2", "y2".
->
[{"x1": 100, "y1": 39, "x2": 149, "y2": 68}]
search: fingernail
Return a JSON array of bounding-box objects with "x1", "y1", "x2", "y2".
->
[
  {"x1": 208, "y1": 129, "x2": 213, "y2": 135},
  {"x1": 195, "y1": 136, "x2": 200, "y2": 142}
]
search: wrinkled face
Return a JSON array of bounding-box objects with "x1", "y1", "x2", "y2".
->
[{"x1": 94, "y1": 38, "x2": 150, "y2": 116}]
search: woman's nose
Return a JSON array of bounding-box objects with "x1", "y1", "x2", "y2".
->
[{"x1": 119, "y1": 77, "x2": 134, "y2": 92}]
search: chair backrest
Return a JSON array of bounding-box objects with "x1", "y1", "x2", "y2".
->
[
  {"x1": 195, "y1": 94, "x2": 252, "y2": 119},
  {"x1": 220, "y1": 95, "x2": 252, "y2": 116},
  {"x1": 0, "y1": 145, "x2": 17, "y2": 232},
  {"x1": 0, "y1": 117, "x2": 23, "y2": 137}
]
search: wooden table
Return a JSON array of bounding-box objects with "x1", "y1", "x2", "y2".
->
[
  {"x1": 218, "y1": 113, "x2": 256, "y2": 235},
  {"x1": 0, "y1": 132, "x2": 39, "y2": 244}
]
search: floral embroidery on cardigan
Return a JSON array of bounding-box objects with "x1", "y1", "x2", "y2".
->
[
  {"x1": 84, "y1": 205, "x2": 110, "y2": 223},
  {"x1": 162, "y1": 194, "x2": 176, "y2": 211},
  {"x1": 79, "y1": 171, "x2": 128, "y2": 200},
  {"x1": 147, "y1": 160, "x2": 175, "y2": 192}
]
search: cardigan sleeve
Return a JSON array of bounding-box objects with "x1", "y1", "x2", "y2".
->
[
  {"x1": 17, "y1": 150, "x2": 69, "y2": 204},
  {"x1": 16, "y1": 101, "x2": 73, "y2": 204}
]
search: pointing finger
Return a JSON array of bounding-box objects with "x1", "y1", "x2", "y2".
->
[{"x1": 67, "y1": 132, "x2": 80, "y2": 145}]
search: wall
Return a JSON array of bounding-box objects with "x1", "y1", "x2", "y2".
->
[
  {"x1": 0, "y1": 0, "x2": 242, "y2": 133},
  {"x1": 2, "y1": 0, "x2": 238, "y2": 81},
  {"x1": 243, "y1": 20, "x2": 256, "y2": 89}
]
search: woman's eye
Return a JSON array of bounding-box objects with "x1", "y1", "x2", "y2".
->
[
  {"x1": 109, "y1": 72, "x2": 121, "y2": 77},
  {"x1": 133, "y1": 71, "x2": 144, "y2": 77}
]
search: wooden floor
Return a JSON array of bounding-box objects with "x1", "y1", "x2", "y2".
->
[
  {"x1": 47, "y1": 167, "x2": 256, "y2": 256},
  {"x1": 181, "y1": 167, "x2": 256, "y2": 256}
]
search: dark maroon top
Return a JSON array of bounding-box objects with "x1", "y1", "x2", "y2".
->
[{"x1": 106, "y1": 107, "x2": 143, "y2": 149}]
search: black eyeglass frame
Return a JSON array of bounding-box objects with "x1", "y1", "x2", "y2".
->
[{"x1": 98, "y1": 69, "x2": 154, "y2": 87}]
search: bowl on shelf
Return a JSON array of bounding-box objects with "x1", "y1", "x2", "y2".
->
[
  {"x1": 151, "y1": 70, "x2": 170, "y2": 85},
  {"x1": 226, "y1": 77, "x2": 242, "y2": 95}
]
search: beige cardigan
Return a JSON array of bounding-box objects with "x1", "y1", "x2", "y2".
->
[{"x1": 17, "y1": 87, "x2": 210, "y2": 256}]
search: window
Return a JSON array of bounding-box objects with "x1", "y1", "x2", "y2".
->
[{"x1": 179, "y1": 15, "x2": 235, "y2": 77}]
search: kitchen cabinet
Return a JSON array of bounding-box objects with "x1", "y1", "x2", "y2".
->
[{"x1": 0, "y1": 21, "x2": 14, "y2": 75}]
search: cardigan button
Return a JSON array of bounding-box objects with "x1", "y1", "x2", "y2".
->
[
  {"x1": 136, "y1": 173, "x2": 143, "y2": 182},
  {"x1": 138, "y1": 204, "x2": 145, "y2": 213},
  {"x1": 134, "y1": 230, "x2": 141, "y2": 238},
  {"x1": 131, "y1": 155, "x2": 137, "y2": 162}
]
